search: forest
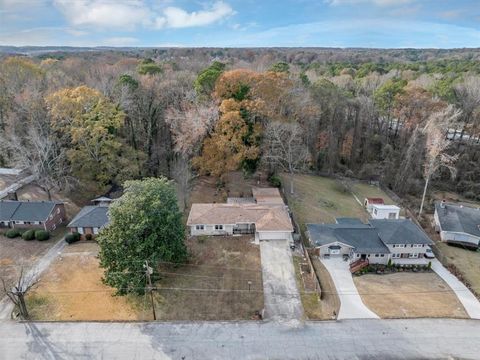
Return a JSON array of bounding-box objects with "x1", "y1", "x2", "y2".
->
[{"x1": 0, "y1": 47, "x2": 479, "y2": 210}]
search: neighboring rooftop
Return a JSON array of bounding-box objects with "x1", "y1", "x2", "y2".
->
[
  {"x1": 371, "y1": 204, "x2": 401, "y2": 210},
  {"x1": 336, "y1": 217, "x2": 365, "y2": 225},
  {"x1": 369, "y1": 219, "x2": 433, "y2": 245},
  {"x1": 68, "y1": 206, "x2": 109, "y2": 228},
  {"x1": 365, "y1": 198, "x2": 385, "y2": 205},
  {"x1": 187, "y1": 203, "x2": 293, "y2": 232},
  {"x1": 435, "y1": 202, "x2": 480, "y2": 238},
  {"x1": 252, "y1": 187, "x2": 284, "y2": 204},
  {"x1": 307, "y1": 223, "x2": 390, "y2": 254},
  {"x1": 0, "y1": 200, "x2": 61, "y2": 221}
]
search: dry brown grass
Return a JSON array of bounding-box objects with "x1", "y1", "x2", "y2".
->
[
  {"x1": 153, "y1": 235, "x2": 263, "y2": 320},
  {"x1": 310, "y1": 256, "x2": 340, "y2": 320},
  {"x1": 26, "y1": 235, "x2": 263, "y2": 321},
  {"x1": 27, "y1": 242, "x2": 140, "y2": 321},
  {"x1": 354, "y1": 272, "x2": 468, "y2": 319},
  {"x1": 0, "y1": 228, "x2": 66, "y2": 298}
]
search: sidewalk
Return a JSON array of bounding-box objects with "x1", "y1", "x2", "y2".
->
[{"x1": 431, "y1": 259, "x2": 480, "y2": 319}]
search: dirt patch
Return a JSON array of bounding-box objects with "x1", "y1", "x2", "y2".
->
[{"x1": 354, "y1": 272, "x2": 468, "y2": 319}]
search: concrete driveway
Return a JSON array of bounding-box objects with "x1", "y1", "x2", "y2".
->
[
  {"x1": 260, "y1": 240, "x2": 303, "y2": 321},
  {"x1": 320, "y1": 257, "x2": 379, "y2": 320},
  {"x1": 431, "y1": 259, "x2": 480, "y2": 319}
]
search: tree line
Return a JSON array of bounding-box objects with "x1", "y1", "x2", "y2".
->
[{"x1": 0, "y1": 49, "x2": 479, "y2": 209}]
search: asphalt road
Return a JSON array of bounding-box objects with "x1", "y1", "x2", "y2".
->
[{"x1": 1, "y1": 318, "x2": 480, "y2": 359}]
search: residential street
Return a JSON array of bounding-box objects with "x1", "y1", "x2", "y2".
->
[
  {"x1": 259, "y1": 240, "x2": 304, "y2": 320},
  {"x1": 1, "y1": 318, "x2": 480, "y2": 359},
  {"x1": 321, "y1": 257, "x2": 379, "y2": 319}
]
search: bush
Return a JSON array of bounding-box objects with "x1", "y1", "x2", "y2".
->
[
  {"x1": 35, "y1": 230, "x2": 50, "y2": 241},
  {"x1": 5, "y1": 229, "x2": 21, "y2": 238},
  {"x1": 268, "y1": 174, "x2": 282, "y2": 188},
  {"x1": 21, "y1": 229, "x2": 36, "y2": 241},
  {"x1": 85, "y1": 233, "x2": 93, "y2": 241},
  {"x1": 65, "y1": 232, "x2": 80, "y2": 244}
]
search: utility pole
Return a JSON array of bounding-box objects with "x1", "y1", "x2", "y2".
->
[{"x1": 144, "y1": 261, "x2": 157, "y2": 320}]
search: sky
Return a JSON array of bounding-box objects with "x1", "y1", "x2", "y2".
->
[{"x1": 0, "y1": 0, "x2": 479, "y2": 48}]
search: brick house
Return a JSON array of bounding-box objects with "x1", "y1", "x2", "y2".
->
[
  {"x1": 67, "y1": 197, "x2": 111, "y2": 239},
  {"x1": 0, "y1": 200, "x2": 66, "y2": 231}
]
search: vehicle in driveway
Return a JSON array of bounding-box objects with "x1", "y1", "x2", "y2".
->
[{"x1": 424, "y1": 247, "x2": 435, "y2": 259}]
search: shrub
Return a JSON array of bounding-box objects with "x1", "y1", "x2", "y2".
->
[
  {"x1": 268, "y1": 174, "x2": 282, "y2": 188},
  {"x1": 85, "y1": 233, "x2": 93, "y2": 241},
  {"x1": 22, "y1": 229, "x2": 36, "y2": 241},
  {"x1": 35, "y1": 230, "x2": 50, "y2": 241},
  {"x1": 65, "y1": 232, "x2": 80, "y2": 244},
  {"x1": 5, "y1": 229, "x2": 21, "y2": 238}
]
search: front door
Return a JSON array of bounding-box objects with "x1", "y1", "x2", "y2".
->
[{"x1": 361, "y1": 254, "x2": 367, "y2": 260}]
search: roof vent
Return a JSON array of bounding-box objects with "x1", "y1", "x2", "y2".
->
[{"x1": 440, "y1": 200, "x2": 446, "y2": 209}]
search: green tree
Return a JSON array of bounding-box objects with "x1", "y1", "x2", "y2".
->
[
  {"x1": 269, "y1": 61, "x2": 290, "y2": 73},
  {"x1": 374, "y1": 79, "x2": 407, "y2": 114},
  {"x1": 137, "y1": 59, "x2": 163, "y2": 75},
  {"x1": 98, "y1": 177, "x2": 187, "y2": 295},
  {"x1": 194, "y1": 61, "x2": 226, "y2": 96}
]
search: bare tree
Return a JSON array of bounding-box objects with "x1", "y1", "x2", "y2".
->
[
  {"x1": 0, "y1": 125, "x2": 74, "y2": 200},
  {"x1": 171, "y1": 154, "x2": 193, "y2": 211},
  {"x1": 262, "y1": 121, "x2": 310, "y2": 194},
  {"x1": 2, "y1": 268, "x2": 38, "y2": 319},
  {"x1": 419, "y1": 105, "x2": 462, "y2": 215}
]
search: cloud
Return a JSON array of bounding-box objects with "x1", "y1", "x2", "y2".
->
[
  {"x1": 327, "y1": 0, "x2": 414, "y2": 6},
  {"x1": 154, "y1": 1, "x2": 235, "y2": 29},
  {"x1": 53, "y1": 0, "x2": 151, "y2": 30},
  {"x1": 52, "y1": 0, "x2": 234, "y2": 31}
]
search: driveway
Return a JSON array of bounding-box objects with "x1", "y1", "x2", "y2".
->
[
  {"x1": 259, "y1": 240, "x2": 303, "y2": 321},
  {"x1": 320, "y1": 257, "x2": 379, "y2": 319},
  {"x1": 431, "y1": 259, "x2": 480, "y2": 319}
]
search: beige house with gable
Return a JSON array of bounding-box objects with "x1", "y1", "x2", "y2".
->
[{"x1": 187, "y1": 187, "x2": 294, "y2": 244}]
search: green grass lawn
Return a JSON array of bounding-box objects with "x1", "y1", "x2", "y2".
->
[{"x1": 281, "y1": 174, "x2": 400, "y2": 233}]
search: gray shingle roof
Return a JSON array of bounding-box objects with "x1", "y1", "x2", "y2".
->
[
  {"x1": 434, "y1": 202, "x2": 480, "y2": 238},
  {"x1": 307, "y1": 223, "x2": 390, "y2": 254},
  {"x1": 68, "y1": 206, "x2": 109, "y2": 228},
  {"x1": 336, "y1": 217, "x2": 365, "y2": 225},
  {"x1": 369, "y1": 219, "x2": 433, "y2": 245},
  {"x1": 1, "y1": 200, "x2": 59, "y2": 222},
  {"x1": 0, "y1": 201, "x2": 21, "y2": 220}
]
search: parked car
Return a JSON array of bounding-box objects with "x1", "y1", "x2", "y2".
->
[{"x1": 424, "y1": 247, "x2": 435, "y2": 259}]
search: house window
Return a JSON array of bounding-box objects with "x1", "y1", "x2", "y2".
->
[
  {"x1": 215, "y1": 225, "x2": 223, "y2": 230},
  {"x1": 196, "y1": 225, "x2": 205, "y2": 231},
  {"x1": 409, "y1": 253, "x2": 419, "y2": 258},
  {"x1": 356, "y1": 254, "x2": 360, "y2": 257},
  {"x1": 380, "y1": 254, "x2": 385, "y2": 257},
  {"x1": 93, "y1": 227, "x2": 99, "y2": 235},
  {"x1": 375, "y1": 254, "x2": 379, "y2": 257},
  {"x1": 77, "y1": 228, "x2": 84, "y2": 235},
  {"x1": 388, "y1": 212, "x2": 397, "y2": 219},
  {"x1": 392, "y1": 253, "x2": 400, "y2": 258}
]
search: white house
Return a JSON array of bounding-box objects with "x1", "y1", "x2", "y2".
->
[
  {"x1": 186, "y1": 187, "x2": 294, "y2": 244},
  {"x1": 370, "y1": 204, "x2": 401, "y2": 219},
  {"x1": 434, "y1": 201, "x2": 480, "y2": 248}
]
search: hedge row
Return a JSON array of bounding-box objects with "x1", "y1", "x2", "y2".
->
[
  {"x1": 65, "y1": 232, "x2": 81, "y2": 244},
  {"x1": 4, "y1": 228, "x2": 50, "y2": 241}
]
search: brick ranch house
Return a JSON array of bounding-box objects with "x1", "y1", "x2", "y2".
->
[
  {"x1": 0, "y1": 200, "x2": 66, "y2": 231},
  {"x1": 67, "y1": 197, "x2": 112, "y2": 239},
  {"x1": 187, "y1": 187, "x2": 294, "y2": 244},
  {"x1": 307, "y1": 218, "x2": 433, "y2": 270}
]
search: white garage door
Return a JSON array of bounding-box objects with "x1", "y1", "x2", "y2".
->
[{"x1": 258, "y1": 232, "x2": 289, "y2": 240}]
